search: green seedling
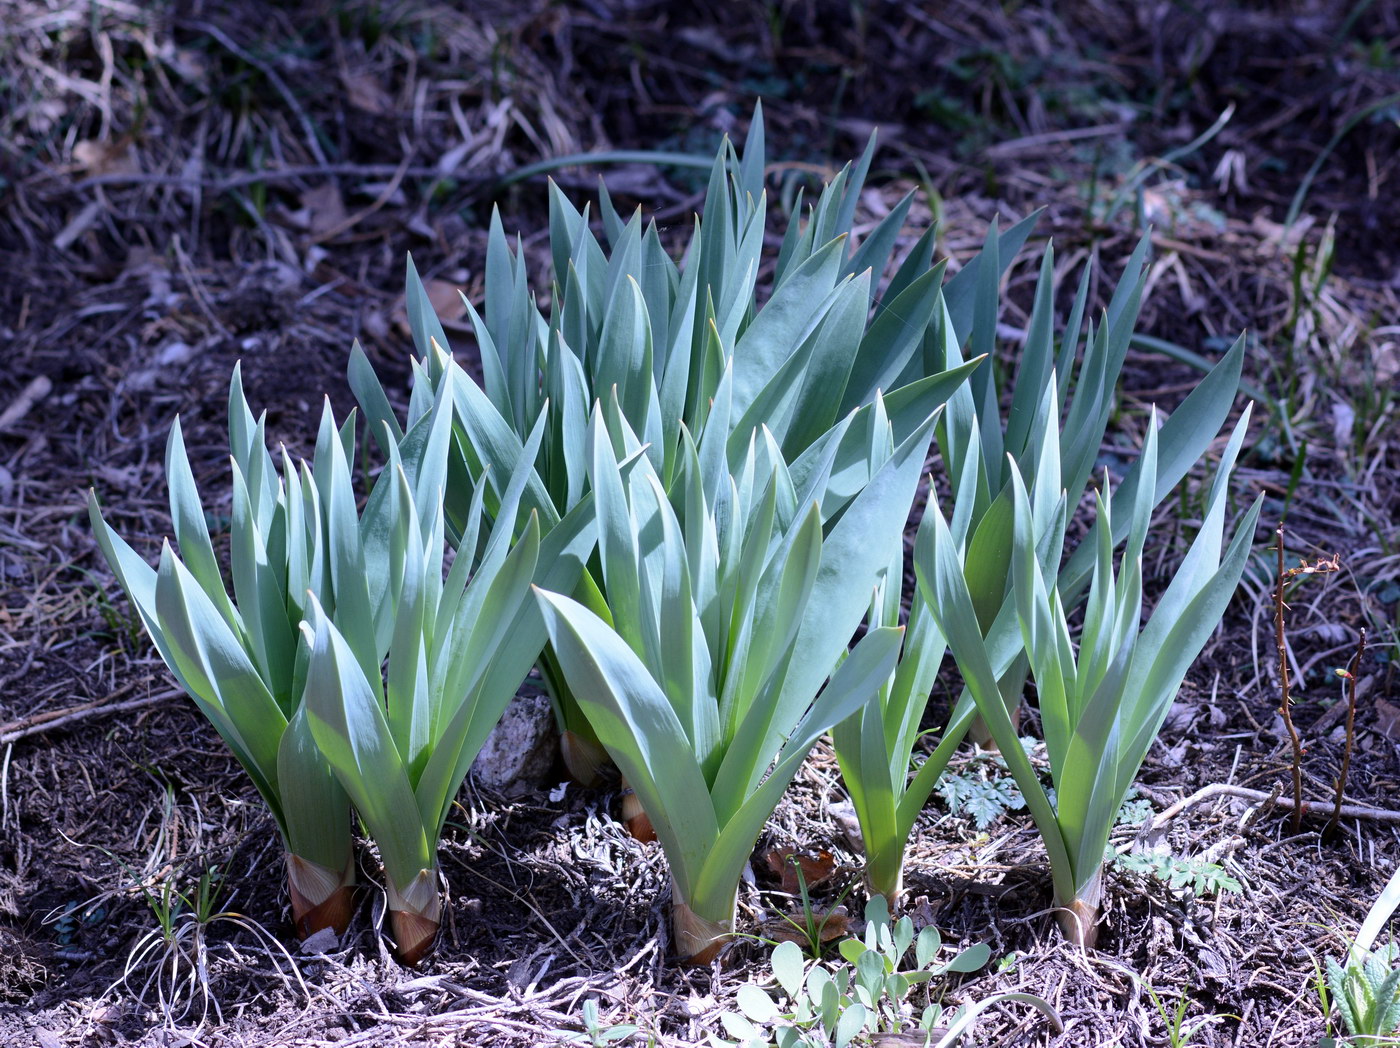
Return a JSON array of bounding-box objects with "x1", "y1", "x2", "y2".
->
[{"x1": 715, "y1": 896, "x2": 1061, "y2": 1047}]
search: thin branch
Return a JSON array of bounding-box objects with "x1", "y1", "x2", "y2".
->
[
  {"x1": 0, "y1": 688, "x2": 179, "y2": 746},
  {"x1": 1150, "y1": 782, "x2": 1400, "y2": 832},
  {"x1": 1326, "y1": 628, "x2": 1366, "y2": 838}
]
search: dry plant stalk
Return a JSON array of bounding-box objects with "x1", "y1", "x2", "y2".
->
[
  {"x1": 1326, "y1": 628, "x2": 1367, "y2": 838},
  {"x1": 1272, "y1": 522, "x2": 1340, "y2": 834}
]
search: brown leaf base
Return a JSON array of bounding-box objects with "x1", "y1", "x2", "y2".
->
[
  {"x1": 672, "y1": 896, "x2": 733, "y2": 966},
  {"x1": 561, "y1": 729, "x2": 608, "y2": 788},
  {"x1": 287, "y1": 852, "x2": 356, "y2": 939},
  {"x1": 387, "y1": 868, "x2": 443, "y2": 966},
  {"x1": 620, "y1": 784, "x2": 656, "y2": 842},
  {"x1": 1056, "y1": 873, "x2": 1103, "y2": 949}
]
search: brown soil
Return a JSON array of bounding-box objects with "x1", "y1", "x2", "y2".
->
[{"x1": 2, "y1": 1, "x2": 1398, "y2": 1045}]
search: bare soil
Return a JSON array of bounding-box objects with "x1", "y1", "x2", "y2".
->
[{"x1": 2, "y1": 2, "x2": 1398, "y2": 1045}]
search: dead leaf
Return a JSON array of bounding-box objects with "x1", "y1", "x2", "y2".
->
[
  {"x1": 96, "y1": 466, "x2": 142, "y2": 492},
  {"x1": 341, "y1": 69, "x2": 393, "y2": 115},
  {"x1": 1332, "y1": 400, "x2": 1356, "y2": 448},
  {"x1": 73, "y1": 137, "x2": 140, "y2": 176},
  {"x1": 760, "y1": 905, "x2": 849, "y2": 945},
  {"x1": 53, "y1": 201, "x2": 102, "y2": 251},
  {"x1": 1376, "y1": 340, "x2": 1399, "y2": 385},
  {"x1": 20, "y1": 99, "x2": 65, "y2": 137},
  {"x1": 871, "y1": 1034, "x2": 945, "y2": 1047},
  {"x1": 300, "y1": 183, "x2": 347, "y2": 238},
  {"x1": 362, "y1": 308, "x2": 390, "y2": 342},
  {"x1": 907, "y1": 895, "x2": 942, "y2": 927},
  {"x1": 1373, "y1": 697, "x2": 1400, "y2": 741},
  {"x1": 762, "y1": 847, "x2": 837, "y2": 894},
  {"x1": 393, "y1": 279, "x2": 470, "y2": 338},
  {"x1": 1141, "y1": 185, "x2": 1177, "y2": 230},
  {"x1": 827, "y1": 799, "x2": 864, "y2": 851},
  {"x1": 1163, "y1": 700, "x2": 1197, "y2": 734},
  {"x1": 1252, "y1": 212, "x2": 1314, "y2": 252},
  {"x1": 0, "y1": 375, "x2": 52, "y2": 429},
  {"x1": 425, "y1": 279, "x2": 467, "y2": 320}
]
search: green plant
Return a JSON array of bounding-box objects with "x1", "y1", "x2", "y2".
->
[
  {"x1": 79, "y1": 564, "x2": 146, "y2": 652},
  {"x1": 936, "y1": 750, "x2": 1027, "y2": 832},
  {"x1": 1139, "y1": 980, "x2": 1237, "y2": 1048},
  {"x1": 1097, "y1": 104, "x2": 1235, "y2": 229},
  {"x1": 1272, "y1": 531, "x2": 1342, "y2": 833},
  {"x1": 715, "y1": 897, "x2": 1061, "y2": 1047},
  {"x1": 90, "y1": 367, "x2": 362, "y2": 939},
  {"x1": 919, "y1": 394, "x2": 1263, "y2": 946},
  {"x1": 559, "y1": 998, "x2": 641, "y2": 1046},
  {"x1": 939, "y1": 747, "x2": 1158, "y2": 834},
  {"x1": 1329, "y1": 629, "x2": 1368, "y2": 836},
  {"x1": 831, "y1": 226, "x2": 1247, "y2": 907},
  {"x1": 770, "y1": 855, "x2": 859, "y2": 961},
  {"x1": 113, "y1": 860, "x2": 305, "y2": 1029},
  {"x1": 351, "y1": 103, "x2": 1019, "y2": 785},
  {"x1": 938, "y1": 238, "x2": 1247, "y2": 744},
  {"x1": 1326, "y1": 944, "x2": 1400, "y2": 1046},
  {"x1": 1110, "y1": 850, "x2": 1242, "y2": 898},
  {"x1": 534, "y1": 398, "x2": 930, "y2": 963},
  {"x1": 1319, "y1": 863, "x2": 1400, "y2": 1046},
  {"x1": 297, "y1": 376, "x2": 591, "y2": 964},
  {"x1": 92, "y1": 362, "x2": 584, "y2": 962},
  {"x1": 71, "y1": 789, "x2": 307, "y2": 1030}
]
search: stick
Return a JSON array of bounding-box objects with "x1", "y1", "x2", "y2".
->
[
  {"x1": 1150, "y1": 782, "x2": 1400, "y2": 831},
  {"x1": 0, "y1": 688, "x2": 179, "y2": 746},
  {"x1": 0, "y1": 375, "x2": 53, "y2": 430},
  {"x1": 1274, "y1": 525, "x2": 1305, "y2": 833},
  {"x1": 1327, "y1": 628, "x2": 1366, "y2": 838},
  {"x1": 68, "y1": 163, "x2": 454, "y2": 193}
]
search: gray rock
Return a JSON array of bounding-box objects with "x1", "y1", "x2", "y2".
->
[{"x1": 470, "y1": 692, "x2": 557, "y2": 796}]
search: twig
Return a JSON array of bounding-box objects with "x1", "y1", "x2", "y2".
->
[
  {"x1": 1326, "y1": 628, "x2": 1366, "y2": 838},
  {"x1": 308, "y1": 155, "x2": 414, "y2": 245},
  {"x1": 66, "y1": 163, "x2": 457, "y2": 194},
  {"x1": 1274, "y1": 525, "x2": 1305, "y2": 833},
  {"x1": 1150, "y1": 782, "x2": 1400, "y2": 832},
  {"x1": 0, "y1": 375, "x2": 53, "y2": 430},
  {"x1": 0, "y1": 688, "x2": 179, "y2": 746},
  {"x1": 1272, "y1": 523, "x2": 1340, "y2": 833}
]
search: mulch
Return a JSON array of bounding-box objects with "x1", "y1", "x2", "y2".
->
[{"x1": 2, "y1": 1, "x2": 1398, "y2": 1044}]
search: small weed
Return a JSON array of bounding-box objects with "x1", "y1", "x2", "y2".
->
[
  {"x1": 940, "y1": 748, "x2": 1153, "y2": 832},
  {"x1": 715, "y1": 897, "x2": 1061, "y2": 1048},
  {"x1": 773, "y1": 857, "x2": 857, "y2": 961},
  {"x1": 1111, "y1": 850, "x2": 1241, "y2": 898},
  {"x1": 559, "y1": 998, "x2": 640, "y2": 1047},
  {"x1": 938, "y1": 769, "x2": 1023, "y2": 830},
  {"x1": 111, "y1": 853, "x2": 310, "y2": 1031},
  {"x1": 1272, "y1": 529, "x2": 1343, "y2": 833},
  {"x1": 55, "y1": 786, "x2": 308, "y2": 1031},
  {"x1": 78, "y1": 566, "x2": 145, "y2": 652},
  {"x1": 1325, "y1": 943, "x2": 1400, "y2": 1046},
  {"x1": 1115, "y1": 789, "x2": 1155, "y2": 828},
  {"x1": 1140, "y1": 981, "x2": 1239, "y2": 1047},
  {"x1": 51, "y1": 898, "x2": 107, "y2": 946},
  {"x1": 937, "y1": 740, "x2": 1035, "y2": 829}
]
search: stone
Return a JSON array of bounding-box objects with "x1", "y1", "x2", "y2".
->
[{"x1": 470, "y1": 691, "x2": 557, "y2": 796}]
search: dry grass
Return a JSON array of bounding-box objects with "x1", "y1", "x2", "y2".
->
[{"x1": 1, "y1": 1, "x2": 1398, "y2": 1045}]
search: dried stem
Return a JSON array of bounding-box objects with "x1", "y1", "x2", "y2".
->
[
  {"x1": 1271, "y1": 524, "x2": 1340, "y2": 834},
  {"x1": 1150, "y1": 782, "x2": 1400, "y2": 831},
  {"x1": 1274, "y1": 525, "x2": 1305, "y2": 833},
  {"x1": 1326, "y1": 628, "x2": 1366, "y2": 838}
]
